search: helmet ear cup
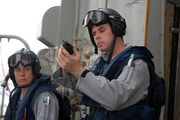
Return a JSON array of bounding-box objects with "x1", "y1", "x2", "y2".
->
[
  {"x1": 32, "y1": 60, "x2": 41, "y2": 78},
  {"x1": 9, "y1": 68, "x2": 18, "y2": 86},
  {"x1": 35, "y1": 64, "x2": 41, "y2": 77},
  {"x1": 98, "y1": 8, "x2": 126, "y2": 37},
  {"x1": 111, "y1": 20, "x2": 126, "y2": 37}
]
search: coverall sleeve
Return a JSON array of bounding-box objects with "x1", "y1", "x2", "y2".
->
[
  {"x1": 76, "y1": 59, "x2": 150, "y2": 111},
  {"x1": 51, "y1": 68, "x2": 78, "y2": 90},
  {"x1": 33, "y1": 91, "x2": 59, "y2": 120}
]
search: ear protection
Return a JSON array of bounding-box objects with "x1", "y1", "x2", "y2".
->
[
  {"x1": 98, "y1": 8, "x2": 127, "y2": 37},
  {"x1": 110, "y1": 18, "x2": 126, "y2": 37}
]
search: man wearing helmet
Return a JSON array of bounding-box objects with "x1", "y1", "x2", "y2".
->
[
  {"x1": 54, "y1": 8, "x2": 158, "y2": 120},
  {"x1": 4, "y1": 48, "x2": 60, "y2": 120}
]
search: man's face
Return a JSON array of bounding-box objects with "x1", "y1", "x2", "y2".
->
[
  {"x1": 92, "y1": 23, "x2": 114, "y2": 52},
  {"x1": 14, "y1": 63, "x2": 34, "y2": 87}
]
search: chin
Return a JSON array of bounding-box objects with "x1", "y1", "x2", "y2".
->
[
  {"x1": 100, "y1": 48, "x2": 108, "y2": 53},
  {"x1": 18, "y1": 83, "x2": 31, "y2": 88},
  {"x1": 19, "y1": 84, "x2": 29, "y2": 88},
  {"x1": 98, "y1": 47, "x2": 104, "y2": 51}
]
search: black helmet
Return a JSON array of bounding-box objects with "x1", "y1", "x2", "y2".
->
[
  {"x1": 8, "y1": 48, "x2": 41, "y2": 86},
  {"x1": 82, "y1": 8, "x2": 127, "y2": 53}
]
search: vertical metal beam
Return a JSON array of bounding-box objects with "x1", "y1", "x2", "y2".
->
[
  {"x1": 0, "y1": 87, "x2": 5, "y2": 119},
  {"x1": 168, "y1": 6, "x2": 180, "y2": 120}
]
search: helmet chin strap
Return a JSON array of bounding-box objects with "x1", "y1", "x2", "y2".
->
[{"x1": 106, "y1": 35, "x2": 117, "y2": 64}]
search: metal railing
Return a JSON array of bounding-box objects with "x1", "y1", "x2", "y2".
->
[{"x1": 0, "y1": 34, "x2": 30, "y2": 49}]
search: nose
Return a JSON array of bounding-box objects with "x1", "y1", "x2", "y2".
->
[
  {"x1": 19, "y1": 69, "x2": 26, "y2": 76},
  {"x1": 94, "y1": 32, "x2": 101, "y2": 41},
  {"x1": 17, "y1": 64, "x2": 26, "y2": 75}
]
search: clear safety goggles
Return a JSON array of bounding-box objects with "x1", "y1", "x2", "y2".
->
[
  {"x1": 8, "y1": 53, "x2": 36, "y2": 68},
  {"x1": 82, "y1": 10, "x2": 108, "y2": 27}
]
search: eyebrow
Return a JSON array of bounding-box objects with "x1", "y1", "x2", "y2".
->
[{"x1": 92, "y1": 25, "x2": 105, "y2": 32}]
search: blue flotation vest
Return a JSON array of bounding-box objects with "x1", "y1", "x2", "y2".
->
[
  {"x1": 80, "y1": 46, "x2": 162, "y2": 120},
  {"x1": 4, "y1": 74, "x2": 59, "y2": 120}
]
